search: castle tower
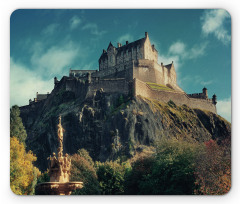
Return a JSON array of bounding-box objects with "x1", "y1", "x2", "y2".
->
[
  {"x1": 212, "y1": 94, "x2": 217, "y2": 105},
  {"x1": 202, "y1": 87, "x2": 208, "y2": 99},
  {"x1": 54, "y1": 77, "x2": 59, "y2": 87}
]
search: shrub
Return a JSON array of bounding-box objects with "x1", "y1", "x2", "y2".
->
[
  {"x1": 125, "y1": 138, "x2": 202, "y2": 195},
  {"x1": 96, "y1": 161, "x2": 128, "y2": 195},
  {"x1": 124, "y1": 155, "x2": 155, "y2": 194},
  {"x1": 70, "y1": 152, "x2": 100, "y2": 195},
  {"x1": 167, "y1": 100, "x2": 177, "y2": 108}
]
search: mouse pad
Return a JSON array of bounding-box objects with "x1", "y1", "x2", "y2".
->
[{"x1": 10, "y1": 9, "x2": 231, "y2": 195}]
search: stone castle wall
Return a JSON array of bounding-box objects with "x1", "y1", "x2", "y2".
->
[
  {"x1": 65, "y1": 77, "x2": 130, "y2": 99},
  {"x1": 87, "y1": 78, "x2": 129, "y2": 97},
  {"x1": 93, "y1": 61, "x2": 133, "y2": 81},
  {"x1": 133, "y1": 59, "x2": 181, "y2": 92},
  {"x1": 133, "y1": 78, "x2": 216, "y2": 113}
]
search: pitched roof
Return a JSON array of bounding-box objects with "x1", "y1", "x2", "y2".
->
[
  {"x1": 107, "y1": 42, "x2": 114, "y2": 50},
  {"x1": 99, "y1": 37, "x2": 146, "y2": 61},
  {"x1": 116, "y1": 37, "x2": 145, "y2": 54}
]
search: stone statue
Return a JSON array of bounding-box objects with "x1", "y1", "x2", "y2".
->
[
  {"x1": 48, "y1": 115, "x2": 71, "y2": 183},
  {"x1": 58, "y1": 116, "x2": 64, "y2": 145}
]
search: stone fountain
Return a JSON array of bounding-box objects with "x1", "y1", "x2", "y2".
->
[{"x1": 35, "y1": 116, "x2": 83, "y2": 195}]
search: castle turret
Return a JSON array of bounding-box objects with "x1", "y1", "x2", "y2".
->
[
  {"x1": 212, "y1": 94, "x2": 217, "y2": 105},
  {"x1": 202, "y1": 87, "x2": 208, "y2": 99},
  {"x1": 54, "y1": 77, "x2": 59, "y2": 87},
  {"x1": 145, "y1": 32, "x2": 148, "y2": 38}
]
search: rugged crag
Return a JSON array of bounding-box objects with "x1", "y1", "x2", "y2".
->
[{"x1": 20, "y1": 86, "x2": 231, "y2": 172}]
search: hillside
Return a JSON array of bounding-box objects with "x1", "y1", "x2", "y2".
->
[{"x1": 20, "y1": 87, "x2": 231, "y2": 171}]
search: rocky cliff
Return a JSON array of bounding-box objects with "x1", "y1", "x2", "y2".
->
[{"x1": 20, "y1": 86, "x2": 231, "y2": 171}]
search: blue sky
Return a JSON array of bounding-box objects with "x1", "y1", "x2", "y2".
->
[{"x1": 10, "y1": 9, "x2": 231, "y2": 121}]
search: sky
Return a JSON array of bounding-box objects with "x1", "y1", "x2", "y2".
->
[{"x1": 10, "y1": 9, "x2": 231, "y2": 122}]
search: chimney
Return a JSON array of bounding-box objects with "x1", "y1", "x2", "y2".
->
[
  {"x1": 117, "y1": 43, "x2": 121, "y2": 48},
  {"x1": 103, "y1": 49, "x2": 106, "y2": 53},
  {"x1": 145, "y1": 32, "x2": 148, "y2": 38},
  {"x1": 126, "y1": 41, "x2": 128, "y2": 45},
  {"x1": 161, "y1": 62, "x2": 163, "y2": 66},
  {"x1": 152, "y1": 44, "x2": 155, "y2": 50}
]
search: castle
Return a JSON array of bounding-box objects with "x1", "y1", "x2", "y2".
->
[{"x1": 25, "y1": 32, "x2": 217, "y2": 113}]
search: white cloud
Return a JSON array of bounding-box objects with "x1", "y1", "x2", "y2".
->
[
  {"x1": 168, "y1": 41, "x2": 207, "y2": 60},
  {"x1": 158, "y1": 40, "x2": 207, "y2": 72},
  {"x1": 169, "y1": 41, "x2": 186, "y2": 55},
  {"x1": 200, "y1": 80, "x2": 213, "y2": 86},
  {"x1": 117, "y1": 34, "x2": 134, "y2": 44},
  {"x1": 188, "y1": 42, "x2": 208, "y2": 59},
  {"x1": 178, "y1": 75, "x2": 214, "y2": 89},
  {"x1": 217, "y1": 97, "x2": 231, "y2": 122},
  {"x1": 30, "y1": 42, "x2": 79, "y2": 78},
  {"x1": 10, "y1": 58, "x2": 53, "y2": 107},
  {"x1": 82, "y1": 23, "x2": 106, "y2": 36},
  {"x1": 70, "y1": 16, "x2": 82, "y2": 30},
  {"x1": 201, "y1": 9, "x2": 231, "y2": 44},
  {"x1": 42, "y1": 23, "x2": 59, "y2": 35}
]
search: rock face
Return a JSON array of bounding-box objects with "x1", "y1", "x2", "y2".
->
[{"x1": 20, "y1": 87, "x2": 231, "y2": 171}]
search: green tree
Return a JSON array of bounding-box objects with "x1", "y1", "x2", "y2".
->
[
  {"x1": 140, "y1": 139, "x2": 202, "y2": 195},
  {"x1": 10, "y1": 105, "x2": 27, "y2": 146},
  {"x1": 70, "y1": 151, "x2": 100, "y2": 195},
  {"x1": 125, "y1": 139, "x2": 203, "y2": 195},
  {"x1": 77, "y1": 148, "x2": 94, "y2": 166},
  {"x1": 124, "y1": 156, "x2": 155, "y2": 195},
  {"x1": 36, "y1": 171, "x2": 50, "y2": 184},
  {"x1": 96, "y1": 161, "x2": 127, "y2": 195}
]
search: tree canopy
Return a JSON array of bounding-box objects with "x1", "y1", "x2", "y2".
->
[
  {"x1": 10, "y1": 105, "x2": 27, "y2": 146},
  {"x1": 10, "y1": 137, "x2": 40, "y2": 195}
]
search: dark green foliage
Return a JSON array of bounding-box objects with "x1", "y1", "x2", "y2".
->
[
  {"x1": 142, "y1": 139, "x2": 202, "y2": 195},
  {"x1": 77, "y1": 148, "x2": 94, "y2": 166},
  {"x1": 70, "y1": 151, "x2": 101, "y2": 195},
  {"x1": 125, "y1": 139, "x2": 202, "y2": 195},
  {"x1": 117, "y1": 95, "x2": 124, "y2": 107},
  {"x1": 124, "y1": 156, "x2": 155, "y2": 194},
  {"x1": 96, "y1": 161, "x2": 127, "y2": 195},
  {"x1": 35, "y1": 171, "x2": 50, "y2": 195},
  {"x1": 36, "y1": 171, "x2": 50, "y2": 185},
  {"x1": 10, "y1": 105, "x2": 27, "y2": 146}
]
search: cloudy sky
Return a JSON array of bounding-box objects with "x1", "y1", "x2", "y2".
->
[{"x1": 10, "y1": 9, "x2": 231, "y2": 122}]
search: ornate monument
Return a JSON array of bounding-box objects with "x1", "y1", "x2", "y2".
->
[{"x1": 35, "y1": 116, "x2": 83, "y2": 195}]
